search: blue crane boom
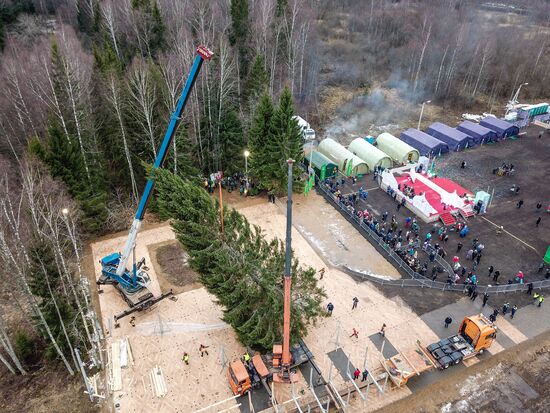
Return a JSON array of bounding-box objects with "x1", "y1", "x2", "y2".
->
[{"x1": 98, "y1": 45, "x2": 213, "y2": 322}]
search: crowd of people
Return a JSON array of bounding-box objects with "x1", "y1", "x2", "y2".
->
[
  {"x1": 322, "y1": 174, "x2": 543, "y2": 294},
  {"x1": 203, "y1": 172, "x2": 253, "y2": 196}
]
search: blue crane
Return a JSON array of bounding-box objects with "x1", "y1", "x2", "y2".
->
[{"x1": 97, "y1": 45, "x2": 213, "y2": 323}]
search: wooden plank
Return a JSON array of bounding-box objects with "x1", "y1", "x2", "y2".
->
[
  {"x1": 150, "y1": 365, "x2": 167, "y2": 398},
  {"x1": 111, "y1": 341, "x2": 122, "y2": 391},
  {"x1": 125, "y1": 337, "x2": 135, "y2": 366}
]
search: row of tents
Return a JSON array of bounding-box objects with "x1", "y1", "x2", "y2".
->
[
  {"x1": 306, "y1": 116, "x2": 521, "y2": 178},
  {"x1": 400, "y1": 117, "x2": 520, "y2": 156},
  {"x1": 308, "y1": 134, "x2": 420, "y2": 177}
]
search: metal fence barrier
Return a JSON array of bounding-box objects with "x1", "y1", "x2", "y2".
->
[{"x1": 315, "y1": 182, "x2": 550, "y2": 294}]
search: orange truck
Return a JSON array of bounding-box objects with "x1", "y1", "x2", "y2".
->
[
  {"x1": 382, "y1": 314, "x2": 497, "y2": 387},
  {"x1": 227, "y1": 355, "x2": 271, "y2": 396}
]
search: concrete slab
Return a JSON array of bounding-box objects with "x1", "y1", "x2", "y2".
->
[
  {"x1": 368, "y1": 333, "x2": 398, "y2": 358},
  {"x1": 501, "y1": 300, "x2": 550, "y2": 339},
  {"x1": 327, "y1": 348, "x2": 356, "y2": 381},
  {"x1": 494, "y1": 329, "x2": 515, "y2": 350},
  {"x1": 420, "y1": 296, "x2": 483, "y2": 340}
]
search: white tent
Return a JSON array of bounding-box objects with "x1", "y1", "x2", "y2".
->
[
  {"x1": 376, "y1": 133, "x2": 420, "y2": 164},
  {"x1": 318, "y1": 138, "x2": 369, "y2": 176},
  {"x1": 348, "y1": 138, "x2": 393, "y2": 171}
]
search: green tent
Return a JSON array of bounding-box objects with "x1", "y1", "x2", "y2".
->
[
  {"x1": 544, "y1": 245, "x2": 550, "y2": 265},
  {"x1": 304, "y1": 151, "x2": 338, "y2": 180}
]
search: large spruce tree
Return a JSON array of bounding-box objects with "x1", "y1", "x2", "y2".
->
[
  {"x1": 154, "y1": 169, "x2": 325, "y2": 350},
  {"x1": 243, "y1": 54, "x2": 268, "y2": 117},
  {"x1": 229, "y1": 0, "x2": 250, "y2": 76},
  {"x1": 267, "y1": 87, "x2": 305, "y2": 194},
  {"x1": 248, "y1": 88, "x2": 304, "y2": 195},
  {"x1": 248, "y1": 93, "x2": 275, "y2": 187},
  {"x1": 29, "y1": 123, "x2": 108, "y2": 234}
]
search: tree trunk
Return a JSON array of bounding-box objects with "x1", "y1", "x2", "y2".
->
[
  {"x1": 413, "y1": 23, "x2": 431, "y2": 95},
  {"x1": 108, "y1": 76, "x2": 138, "y2": 202}
]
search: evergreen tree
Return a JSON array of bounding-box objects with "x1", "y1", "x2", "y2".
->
[
  {"x1": 248, "y1": 93, "x2": 275, "y2": 187},
  {"x1": 131, "y1": 0, "x2": 166, "y2": 58},
  {"x1": 29, "y1": 123, "x2": 109, "y2": 234},
  {"x1": 164, "y1": 123, "x2": 200, "y2": 179},
  {"x1": 230, "y1": 0, "x2": 250, "y2": 76},
  {"x1": 154, "y1": 169, "x2": 325, "y2": 350},
  {"x1": 0, "y1": 20, "x2": 5, "y2": 51},
  {"x1": 220, "y1": 108, "x2": 245, "y2": 174},
  {"x1": 266, "y1": 87, "x2": 304, "y2": 195},
  {"x1": 243, "y1": 54, "x2": 268, "y2": 115},
  {"x1": 27, "y1": 237, "x2": 82, "y2": 362}
]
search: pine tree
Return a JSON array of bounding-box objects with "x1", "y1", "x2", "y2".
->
[
  {"x1": 248, "y1": 93, "x2": 275, "y2": 187},
  {"x1": 164, "y1": 123, "x2": 200, "y2": 179},
  {"x1": 0, "y1": 20, "x2": 5, "y2": 52},
  {"x1": 154, "y1": 169, "x2": 325, "y2": 350},
  {"x1": 243, "y1": 54, "x2": 268, "y2": 115},
  {"x1": 266, "y1": 87, "x2": 304, "y2": 195},
  {"x1": 150, "y1": 1, "x2": 166, "y2": 54},
  {"x1": 27, "y1": 237, "x2": 82, "y2": 362},
  {"x1": 30, "y1": 123, "x2": 109, "y2": 234},
  {"x1": 131, "y1": 0, "x2": 166, "y2": 58},
  {"x1": 220, "y1": 109, "x2": 245, "y2": 174},
  {"x1": 230, "y1": 0, "x2": 250, "y2": 77}
]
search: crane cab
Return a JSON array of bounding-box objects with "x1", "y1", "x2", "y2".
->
[{"x1": 227, "y1": 360, "x2": 252, "y2": 396}]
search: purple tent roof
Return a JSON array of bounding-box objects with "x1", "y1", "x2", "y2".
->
[
  {"x1": 426, "y1": 122, "x2": 475, "y2": 151},
  {"x1": 479, "y1": 117, "x2": 519, "y2": 139},
  {"x1": 399, "y1": 128, "x2": 449, "y2": 156},
  {"x1": 456, "y1": 121, "x2": 497, "y2": 144}
]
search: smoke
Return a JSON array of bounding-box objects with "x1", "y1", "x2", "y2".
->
[{"x1": 322, "y1": 70, "x2": 427, "y2": 145}]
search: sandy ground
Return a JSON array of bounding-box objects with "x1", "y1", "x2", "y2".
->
[
  {"x1": 289, "y1": 192, "x2": 401, "y2": 279},
  {"x1": 90, "y1": 186, "x2": 549, "y2": 413},
  {"x1": 90, "y1": 195, "x2": 446, "y2": 412},
  {"x1": 239, "y1": 202, "x2": 440, "y2": 411},
  {"x1": 91, "y1": 227, "x2": 244, "y2": 413}
]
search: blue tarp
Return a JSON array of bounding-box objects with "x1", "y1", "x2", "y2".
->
[
  {"x1": 426, "y1": 122, "x2": 475, "y2": 151},
  {"x1": 399, "y1": 128, "x2": 449, "y2": 156},
  {"x1": 456, "y1": 121, "x2": 497, "y2": 144},
  {"x1": 479, "y1": 117, "x2": 519, "y2": 139}
]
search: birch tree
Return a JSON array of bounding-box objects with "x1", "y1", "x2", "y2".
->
[
  {"x1": 128, "y1": 60, "x2": 159, "y2": 161},
  {"x1": 107, "y1": 74, "x2": 139, "y2": 201}
]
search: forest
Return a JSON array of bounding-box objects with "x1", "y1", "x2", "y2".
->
[{"x1": 0, "y1": 0, "x2": 549, "y2": 408}]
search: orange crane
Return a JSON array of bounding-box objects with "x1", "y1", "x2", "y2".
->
[
  {"x1": 227, "y1": 159, "x2": 312, "y2": 396},
  {"x1": 273, "y1": 159, "x2": 298, "y2": 383}
]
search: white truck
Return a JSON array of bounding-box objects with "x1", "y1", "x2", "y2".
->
[{"x1": 293, "y1": 115, "x2": 316, "y2": 141}]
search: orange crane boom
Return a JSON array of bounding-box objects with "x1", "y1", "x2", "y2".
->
[{"x1": 274, "y1": 159, "x2": 297, "y2": 383}]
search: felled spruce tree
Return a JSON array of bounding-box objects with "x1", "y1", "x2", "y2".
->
[{"x1": 154, "y1": 169, "x2": 325, "y2": 350}]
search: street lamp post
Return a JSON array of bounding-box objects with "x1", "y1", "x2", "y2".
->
[
  {"x1": 244, "y1": 150, "x2": 250, "y2": 189},
  {"x1": 417, "y1": 100, "x2": 431, "y2": 130}
]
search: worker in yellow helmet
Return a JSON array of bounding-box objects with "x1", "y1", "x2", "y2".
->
[{"x1": 243, "y1": 352, "x2": 251, "y2": 364}]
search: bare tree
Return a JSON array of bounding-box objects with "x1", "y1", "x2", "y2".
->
[
  {"x1": 106, "y1": 75, "x2": 139, "y2": 202},
  {"x1": 128, "y1": 60, "x2": 159, "y2": 160},
  {"x1": 101, "y1": 0, "x2": 122, "y2": 59}
]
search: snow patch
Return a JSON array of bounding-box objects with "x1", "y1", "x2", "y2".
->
[
  {"x1": 296, "y1": 224, "x2": 340, "y2": 266},
  {"x1": 346, "y1": 266, "x2": 394, "y2": 281}
]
